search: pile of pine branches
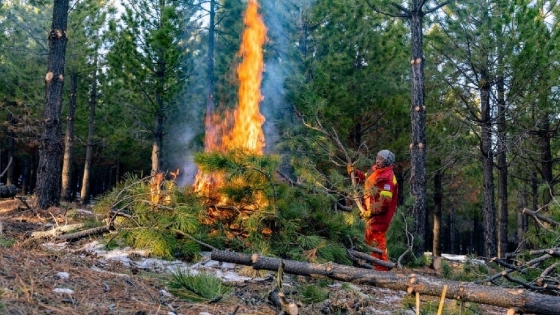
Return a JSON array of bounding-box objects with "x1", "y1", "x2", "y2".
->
[{"x1": 90, "y1": 151, "x2": 371, "y2": 265}]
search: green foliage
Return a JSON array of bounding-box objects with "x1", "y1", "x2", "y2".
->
[
  {"x1": 122, "y1": 229, "x2": 177, "y2": 258},
  {"x1": 195, "y1": 150, "x2": 364, "y2": 264},
  {"x1": 300, "y1": 284, "x2": 329, "y2": 304},
  {"x1": 384, "y1": 207, "x2": 418, "y2": 266},
  {"x1": 94, "y1": 148, "x2": 381, "y2": 266},
  {"x1": 195, "y1": 150, "x2": 280, "y2": 208},
  {"x1": 103, "y1": 0, "x2": 199, "y2": 174},
  {"x1": 93, "y1": 173, "x2": 208, "y2": 260},
  {"x1": 102, "y1": 238, "x2": 120, "y2": 251},
  {"x1": 524, "y1": 204, "x2": 560, "y2": 249},
  {"x1": 0, "y1": 236, "x2": 15, "y2": 248},
  {"x1": 440, "y1": 260, "x2": 453, "y2": 279},
  {"x1": 180, "y1": 240, "x2": 202, "y2": 262},
  {"x1": 439, "y1": 258, "x2": 488, "y2": 283},
  {"x1": 167, "y1": 269, "x2": 232, "y2": 303}
]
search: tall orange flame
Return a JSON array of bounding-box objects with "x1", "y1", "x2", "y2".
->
[
  {"x1": 194, "y1": 0, "x2": 267, "y2": 200},
  {"x1": 224, "y1": 0, "x2": 267, "y2": 153}
]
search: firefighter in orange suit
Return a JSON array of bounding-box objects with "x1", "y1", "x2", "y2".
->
[{"x1": 354, "y1": 150, "x2": 398, "y2": 271}]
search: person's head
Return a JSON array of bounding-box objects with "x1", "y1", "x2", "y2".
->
[{"x1": 375, "y1": 150, "x2": 395, "y2": 168}]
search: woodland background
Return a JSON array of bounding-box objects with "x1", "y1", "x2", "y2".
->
[{"x1": 1, "y1": 0, "x2": 560, "y2": 272}]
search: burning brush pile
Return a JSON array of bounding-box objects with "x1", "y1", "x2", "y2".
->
[
  {"x1": 91, "y1": 0, "x2": 365, "y2": 266},
  {"x1": 193, "y1": 0, "x2": 271, "y2": 237}
]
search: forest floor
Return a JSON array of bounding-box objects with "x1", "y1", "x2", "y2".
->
[{"x1": 0, "y1": 197, "x2": 508, "y2": 315}]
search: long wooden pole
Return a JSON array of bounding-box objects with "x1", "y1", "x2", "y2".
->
[{"x1": 211, "y1": 250, "x2": 560, "y2": 315}]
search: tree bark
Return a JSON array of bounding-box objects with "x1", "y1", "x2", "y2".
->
[
  {"x1": 35, "y1": 0, "x2": 70, "y2": 209},
  {"x1": 211, "y1": 250, "x2": 560, "y2": 314},
  {"x1": 516, "y1": 191, "x2": 527, "y2": 251},
  {"x1": 21, "y1": 156, "x2": 30, "y2": 195},
  {"x1": 448, "y1": 211, "x2": 455, "y2": 254},
  {"x1": 523, "y1": 208, "x2": 560, "y2": 227},
  {"x1": 497, "y1": 71, "x2": 508, "y2": 258},
  {"x1": 538, "y1": 115, "x2": 553, "y2": 208},
  {"x1": 480, "y1": 68, "x2": 496, "y2": 258},
  {"x1": 115, "y1": 157, "x2": 121, "y2": 185},
  {"x1": 61, "y1": 73, "x2": 78, "y2": 202},
  {"x1": 347, "y1": 249, "x2": 395, "y2": 270},
  {"x1": 151, "y1": 112, "x2": 164, "y2": 175},
  {"x1": 409, "y1": 1, "x2": 427, "y2": 256},
  {"x1": 6, "y1": 115, "x2": 15, "y2": 186},
  {"x1": 433, "y1": 165, "x2": 442, "y2": 257},
  {"x1": 205, "y1": 0, "x2": 216, "y2": 123},
  {"x1": 81, "y1": 62, "x2": 98, "y2": 205},
  {"x1": 151, "y1": 57, "x2": 166, "y2": 175},
  {"x1": 55, "y1": 225, "x2": 110, "y2": 241}
]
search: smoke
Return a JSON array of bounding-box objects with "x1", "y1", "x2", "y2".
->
[
  {"x1": 171, "y1": 0, "x2": 318, "y2": 186},
  {"x1": 164, "y1": 120, "x2": 201, "y2": 187},
  {"x1": 259, "y1": 1, "x2": 288, "y2": 153},
  {"x1": 260, "y1": 0, "x2": 315, "y2": 154}
]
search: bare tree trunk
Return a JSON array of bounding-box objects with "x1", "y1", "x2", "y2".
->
[
  {"x1": 211, "y1": 250, "x2": 560, "y2": 315},
  {"x1": 480, "y1": 69, "x2": 496, "y2": 258},
  {"x1": 448, "y1": 211, "x2": 456, "y2": 254},
  {"x1": 151, "y1": 106, "x2": 164, "y2": 175},
  {"x1": 115, "y1": 157, "x2": 121, "y2": 185},
  {"x1": 473, "y1": 215, "x2": 479, "y2": 255},
  {"x1": 205, "y1": 0, "x2": 216, "y2": 118},
  {"x1": 61, "y1": 73, "x2": 78, "y2": 202},
  {"x1": 538, "y1": 116, "x2": 553, "y2": 208},
  {"x1": 6, "y1": 115, "x2": 15, "y2": 186},
  {"x1": 151, "y1": 58, "x2": 166, "y2": 176},
  {"x1": 81, "y1": 64, "x2": 98, "y2": 205},
  {"x1": 433, "y1": 166, "x2": 442, "y2": 257},
  {"x1": 497, "y1": 74, "x2": 508, "y2": 258},
  {"x1": 35, "y1": 0, "x2": 70, "y2": 209},
  {"x1": 516, "y1": 191, "x2": 528, "y2": 251},
  {"x1": 409, "y1": 1, "x2": 427, "y2": 256},
  {"x1": 21, "y1": 156, "x2": 30, "y2": 195}
]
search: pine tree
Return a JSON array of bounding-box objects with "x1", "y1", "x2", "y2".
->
[
  {"x1": 106, "y1": 0, "x2": 195, "y2": 176},
  {"x1": 35, "y1": 0, "x2": 70, "y2": 209}
]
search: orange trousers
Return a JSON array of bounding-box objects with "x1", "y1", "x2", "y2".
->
[{"x1": 365, "y1": 229, "x2": 389, "y2": 271}]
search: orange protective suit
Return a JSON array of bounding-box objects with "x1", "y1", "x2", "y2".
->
[{"x1": 356, "y1": 164, "x2": 398, "y2": 271}]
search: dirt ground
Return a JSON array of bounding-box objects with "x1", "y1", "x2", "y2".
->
[{"x1": 0, "y1": 197, "x2": 508, "y2": 315}]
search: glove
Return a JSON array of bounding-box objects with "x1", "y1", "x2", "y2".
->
[
  {"x1": 346, "y1": 164, "x2": 354, "y2": 175},
  {"x1": 360, "y1": 209, "x2": 371, "y2": 220}
]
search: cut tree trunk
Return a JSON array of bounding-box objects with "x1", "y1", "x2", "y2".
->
[{"x1": 211, "y1": 250, "x2": 560, "y2": 315}]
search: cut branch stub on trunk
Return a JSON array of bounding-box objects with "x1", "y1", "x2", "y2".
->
[{"x1": 211, "y1": 250, "x2": 560, "y2": 315}]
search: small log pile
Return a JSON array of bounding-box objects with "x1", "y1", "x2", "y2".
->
[{"x1": 211, "y1": 249, "x2": 560, "y2": 315}]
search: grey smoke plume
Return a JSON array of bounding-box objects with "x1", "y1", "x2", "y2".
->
[{"x1": 260, "y1": 1, "x2": 309, "y2": 153}]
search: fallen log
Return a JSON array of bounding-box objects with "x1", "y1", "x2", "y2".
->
[
  {"x1": 30, "y1": 223, "x2": 85, "y2": 239},
  {"x1": 55, "y1": 225, "x2": 111, "y2": 241},
  {"x1": 211, "y1": 250, "x2": 560, "y2": 315},
  {"x1": 347, "y1": 249, "x2": 395, "y2": 270}
]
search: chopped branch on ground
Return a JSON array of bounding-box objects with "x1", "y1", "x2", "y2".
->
[{"x1": 211, "y1": 249, "x2": 560, "y2": 315}]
